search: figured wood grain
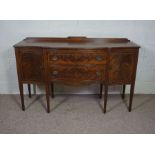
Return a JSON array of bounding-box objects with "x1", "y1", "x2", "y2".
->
[
  {"x1": 14, "y1": 37, "x2": 140, "y2": 113},
  {"x1": 49, "y1": 65, "x2": 105, "y2": 83},
  {"x1": 109, "y1": 48, "x2": 139, "y2": 84},
  {"x1": 48, "y1": 50, "x2": 107, "y2": 65},
  {"x1": 14, "y1": 37, "x2": 139, "y2": 49},
  {"x1": 19, "y1": 47, "x2": 44, "y2": 82}
]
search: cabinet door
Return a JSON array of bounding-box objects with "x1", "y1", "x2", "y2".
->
[
  {"x1": 19, "y1": 47, "x2": 44, "y2": 82},
  {"x1": 109, "y1": 48, "x2": 138, "y2": 84}
]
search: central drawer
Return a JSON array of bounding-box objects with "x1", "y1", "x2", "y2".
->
[
  {"x1": 47, "y1": 49, "x2": 107, "y2": 65},
  {"x1": 49, "y1": 65, "x2": 105, "y2": 82}
]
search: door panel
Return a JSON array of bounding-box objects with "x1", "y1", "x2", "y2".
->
[
  {"x1": 19, "y1": 47, "x2": 44, "y2": 82},
  {"x1": 109, "y1": 48, "x2": 138, "y2": 84}
]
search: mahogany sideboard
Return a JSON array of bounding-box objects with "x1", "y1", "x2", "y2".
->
[{"x1": 14, "y1": 37, "x2": 140, "y2": 113}]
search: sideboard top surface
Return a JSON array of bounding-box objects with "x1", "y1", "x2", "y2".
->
[{"x1": 14, "y1": 37, "x2": 140, "y2": 49}]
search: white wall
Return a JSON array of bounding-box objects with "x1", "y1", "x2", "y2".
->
[{"x1": 0, "y1": 20, "x2": 155, "y2": 94}]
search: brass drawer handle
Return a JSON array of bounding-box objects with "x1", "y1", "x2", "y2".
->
[
  {"x1": 52, "y1": 71, "x2": 58, "y2": 75},
  {"x1": 52, "y1": 56, "x2": 58, "y2": 61},
  {"x1": 96, "y1": 56, "x2": 103, "y2": 61},
  {"x1": 96, "y1": 72, "x2": 101, "y2": 76}
]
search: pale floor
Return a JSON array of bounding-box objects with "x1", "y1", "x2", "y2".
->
[{"x1": 0, "y1": 94, "x2": 155, "y2": 133}]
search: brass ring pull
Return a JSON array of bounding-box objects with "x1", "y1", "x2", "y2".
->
[
  {"x1": 96, "y1": 56, "x2": 103, "y2": 61},
  {"x1": 52, "y1": 71, "x2": 58, "y2": 75},
  {"x1": 96, "y1": 72, "x2": 101, "y2": 76},
  {"x1": 52, "y1": 56, "x2": 58, "y2": 61}
]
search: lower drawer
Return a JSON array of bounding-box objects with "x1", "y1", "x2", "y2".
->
[{"x1": 48, "y1": 65, "x2": 105, "y2": 82}]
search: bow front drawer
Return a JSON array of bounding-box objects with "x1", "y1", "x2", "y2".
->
[
  {"x1": 47, "y1": 49, "x2": 107, "y2": 65},
  {"x1": 49, "y1": 65, "x2": 105, "y2": 82}
]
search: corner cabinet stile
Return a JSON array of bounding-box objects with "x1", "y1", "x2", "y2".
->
[{"x1": 14, "y1": 37, "x2": 140, "y2": 113}]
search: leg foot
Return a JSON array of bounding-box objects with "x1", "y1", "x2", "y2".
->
[
  {"x1": 99, "y1": 84, "x2": 103, "y2": 99},
  {"x1": 128, "y1": 84, "x2": 135, "y2": 112},
  {"x1": 28, "y1": 84, "x2": 31, "y2": 98},
  {"x1": 51, "y1": 83, "x2": 54, "y2": 98},
  {"x1": 121, "y1": 84, "x2": 126, "y2": 99},
  {"x1": 19, "y1": 83, "x2": 25, "y2": 111},
  {"x1": 103, "y1": 85, "x2": 108, "y2": 114},
  {"x1": 46, "y1": 84, "x2": 50, "y2": 113}
]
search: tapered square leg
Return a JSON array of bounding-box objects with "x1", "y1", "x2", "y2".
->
[
  {"x1": 129, "y1": 84, "x2": 135, "y2": 112},
  {"x1": 121, "y1": 84, "x2": 126, "y2": 99},
  {"x1": 51, "y1": 83, "x2": 54, "y2": 98},
  {"x1": 103, "y1": 85, "x2": 108, "y2": 113},
  {"x1": 28, "y1": 84, "x2": 31, "y2": 98},
  {"x1": 100, "y1": 84, "x2": 103, "y2": 99},
  {"x1": 45, "y1": 84, "x2": 50, "y2": 113},
  {"x1": 19, "y1": 83, "x2": 25, "y2": 111}
]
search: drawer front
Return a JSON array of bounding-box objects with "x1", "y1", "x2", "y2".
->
[
  {"x1": 49, "y1": 65, "x2": 105, "y2": 83},
  {"x1": 47, "y1": 49, "x2": 107, "y2": 65}
]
